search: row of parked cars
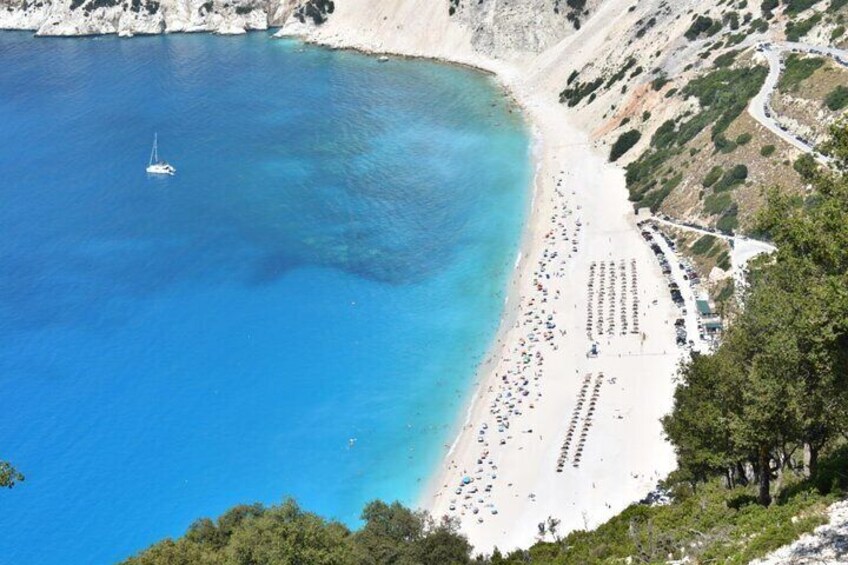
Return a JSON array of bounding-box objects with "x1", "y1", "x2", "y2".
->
[{"x1": 639, "y1": 219, "x2": 718, "y2": 349}]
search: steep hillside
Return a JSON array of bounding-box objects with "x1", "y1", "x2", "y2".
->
[
  {"x1": 539, "y1": 0, "x2": 848, "y2": 232},
  {"x1": 0, "y1": 0, "x2": 301, "y2": 35}
]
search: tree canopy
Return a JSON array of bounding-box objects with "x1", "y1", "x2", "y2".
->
[
  {"x1": 0, "y1": 462, "x2": 24, "y2": 489},
  {"x1": 122, "y1": 499, "x2": 475, "y2": 565}
]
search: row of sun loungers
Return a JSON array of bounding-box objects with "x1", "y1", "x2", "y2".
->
[
  {"x1": 556, "y1": 372, "x2": 604, "y2": 472},
  {"x1": 586, "y1": 260, "x2": 641, "y2": 340}
]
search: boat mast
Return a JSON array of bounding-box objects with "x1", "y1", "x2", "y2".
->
[{"x1": 149, "y1": 133, "x2": 159, "y2": 166}]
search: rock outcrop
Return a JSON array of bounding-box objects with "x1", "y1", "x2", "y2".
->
[
  {"x1": 1, "y1": 0, "x2": 597, "y2": 49},
  {"x1": 751, "y1": 500, "x2": 848, "y2": 565},
  {"x1": 451, "y1": 0, "x2": 603, "y2": 57},
  {"x1": 0, "y1": 0, "x2": 302, "y2": 36}
]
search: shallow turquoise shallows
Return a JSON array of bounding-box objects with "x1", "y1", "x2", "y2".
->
[{"x1": 0, "y1": 31, "x2": 530, "y2": 563}]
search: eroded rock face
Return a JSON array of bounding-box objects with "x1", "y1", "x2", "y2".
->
[
  {"x1": 450, "y1": 0, "x2": 603, "y2": 56},
  {"x1": 0, "y1": 0, "x2": 301, "y2": 36},
  {"x1": 0, "y1": 0, "x2": 597, "y2": 47}
]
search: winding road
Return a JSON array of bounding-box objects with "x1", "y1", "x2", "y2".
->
[
  {"x1": 651, "y1": 216, "x2": 776, "y2": 299},
  {"x1": 649, "y1": 40, "x2": 847, "y2": 291},
  {"x1": 748, "y1": 41, "x2": 848, "y2": 164}
]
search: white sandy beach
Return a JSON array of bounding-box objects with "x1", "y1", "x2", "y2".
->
[
  {"x1": 421, "y1": 93, "x2": 682, "y2": 553},
  {"x1": 283, "y1": 0, "x2": 686, "y2": 553}
]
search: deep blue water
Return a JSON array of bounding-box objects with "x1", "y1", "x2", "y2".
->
[{"x1": 0, "y1": 32, "x2": 529, "y2": 563}]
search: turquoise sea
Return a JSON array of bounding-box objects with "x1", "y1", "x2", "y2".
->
[{"x1": 0, "y1": 32, "x2": 530, "y2": 563}]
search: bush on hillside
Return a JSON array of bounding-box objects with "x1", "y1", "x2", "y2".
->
[
  {"x1": 705, "y1": 192, "x2": 733, "y2": 215},
  {"x1": 794, "y1": 153, "x2": 818, "y2": 180},
  {"x1": 610, "y1": 130, "x2": 642, "y2": 162},
  {"x1": 691, "y1": 234, "x2": 718, "y2": 255},
  {"x1": 702, "y1": 166, "x2": 724, "y2": 188},
  {"x1": 714, "y1": 164, "x2": 748, "y2": 191},
  {"x1": 779, "y1": 54, "x2": 825, "y2": 91},
  {"x1": 717, "y1": 203, "x2": 739, "y2": 233},
  {"x1": 825, "y1": 85, "x2": 848, "y2": 112},
  {"x1": 685, "y1": 15, "x2": 722, "y2": 40},
  {"x1": 786, "y1": 13, "x2": 823, "y2": 42}
]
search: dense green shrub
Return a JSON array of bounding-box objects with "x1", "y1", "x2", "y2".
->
[
  {"x1": 825, "y1": 85, "x2": 848, "y2": 112},
  {"x1": 559, "y1": 76, "x2": 604, "y2": 106},
  {"x1": 705, "y1": 192, "x2": 733, "y2": 214},
  {"x1": 786, "y1": 12, "x2": 823, "y2": 41},
  {"x1": 714, "y1": 134, "x2": 738, "y2": 153},
  {"x1": 714, "y1": 49, "x2": 740, "y2": 68},
  {"x1": 760, "y1": 0, "x2": 779, "y2": 17},
  {"x1": 716, "y1": 280, "x2": 735, "y2": 302},
  {"x1": 640, "y1": 185, "x2": 673, "y2": 212},
  {"x1": 736, "y1": 132, "x2": 753, "y2": 145},
  {"x1": 714, "y1": 164, "x2": 748, "y2": 191},
  {"x1": 294, "y1": 0, "x2": 336, "y2": 24},
  {"x1": 683, "y1": 66, "x2": 768, "y2": 139},
  {"x1": 717, "y1": 203, "x2": 740, "y2": 232},
  {"x1": 716, "y1": 250, "x2": 732, "y2": 270},
  {"x1": 761, "y1": 144, "x2": 776, "y2": 157},
  {"x1": 651, "y1": 75, "x2": 670, "y2": 91},
  {"x1": 610, "y1": 130, "x2": 642, "y2": 161},
  {"x1": 702, "y1": 165, "x2": 724, "y2": 187},
  {"x1": 691, "y1": 234, "x2": 718, "y2": 255},
  {"x1": 685, "y1": 15, "x2": 722, "y2": 40},
  {"x1": 794, "y1": 153, "x2": 818, "y2": 180},
  {"x1": 605, "y1": 58, "x2": 637, "y2": 88},
  {"x1": 779, "y1": 54, "x2": 825, "y2": 91},
  {"x1": 723, "y1": 11, "x2": 740, "y2": 30},
  {"x1": 783, "y1": 0, "x2": 825, "y2": 16},
  {"x1": 749, "y1": 18, "x2": 769, "y2": 33}
]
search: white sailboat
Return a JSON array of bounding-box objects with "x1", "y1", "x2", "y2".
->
[{"x1": 146, "y1": 133, "x2": 176, "y2": 175}]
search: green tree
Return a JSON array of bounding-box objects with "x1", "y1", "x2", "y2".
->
[
  {"x1": 124, "y1": 498, "x2": 474, "y2": 565},
  {"x1": 0, "y1": 462, "x2": 23, "y2": 489},
  {"x1": 821, "y1": 118, "x2": 848, "y2": 171},
  {"x1": 755, "y1": 130, "x2": 848, "y2": 475},
  {"x1": 662, "y1": 352, "x2": 744, "y2": 487},
  {"x1": 355, "y1": 501, "x2": 471, "y2": 565}
]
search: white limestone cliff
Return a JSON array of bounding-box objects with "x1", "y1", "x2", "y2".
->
[{"x1": 0, "y1": 0, "x2": 302, "y2": 36}]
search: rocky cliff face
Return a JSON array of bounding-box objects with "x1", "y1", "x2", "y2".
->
[
  {"x1": 0, "y1": 0, "x2": 595, "y2": 47},
  {"x1": 450, "y1": 0, "x2": 603, "y2": 56},
  {"x1": 0, "y1": 0, "x2": 301, "y2": 36}
]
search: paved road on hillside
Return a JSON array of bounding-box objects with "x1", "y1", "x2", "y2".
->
[
  {"x1": 748, "y1": 41, "x2": 848, "y2": 163},
  {"x1": 652, "y1": 216, "x2": 776, "y2": 297}
]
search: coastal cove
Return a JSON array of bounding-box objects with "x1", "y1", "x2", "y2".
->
[
  {"x1": 286, "y1": 0, "x2": 684, "y2": 553},
  {"x1": 0, "y1": 31, "x2": 531, "y2": 564}
]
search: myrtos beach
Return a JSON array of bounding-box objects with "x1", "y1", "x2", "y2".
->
[{"x1": 0, "y1": 32, "x2": 530, "y2": 564}]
